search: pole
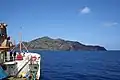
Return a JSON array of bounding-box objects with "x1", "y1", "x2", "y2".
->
[
  {"x1": 19, "y1": 32, "x2": 22, "y2": 52},
  {"x1": 19, "y1": 26, "x2": 23, "y2": 52}
]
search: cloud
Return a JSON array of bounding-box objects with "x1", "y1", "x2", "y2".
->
[
  {"x1": 104, "y1": 22, "x2": 118, "y2": 27},
  {"x1": 80, "y1": 7, "x2": 91, "y2": 14}
]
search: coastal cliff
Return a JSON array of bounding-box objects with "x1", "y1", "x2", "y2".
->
[{"x1": 18, "y1": 36, "x2": 106, "y2": 51}]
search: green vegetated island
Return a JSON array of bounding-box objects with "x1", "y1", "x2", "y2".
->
[{"x1": 17, "y1": 36, "x2": 106, "y2": 51}]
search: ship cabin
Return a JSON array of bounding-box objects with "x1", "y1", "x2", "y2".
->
[
  {"x1": 0, "y1": 23, "x2": 8, "y2": 64},
  {"x1": 0, "y1": 23, "x2": 17, "y2": 77}
]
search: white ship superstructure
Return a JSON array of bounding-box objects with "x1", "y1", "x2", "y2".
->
[{"x1": 0, "y1": 23, "x2": 41, "y2": 80}]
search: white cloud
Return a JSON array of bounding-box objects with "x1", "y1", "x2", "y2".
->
[
  {"x1": 104, "y1": 22, "x2": 118, "y2": 27},
  {"x1": 80, "y1": 7, "x2": 91, "y2": 14}
]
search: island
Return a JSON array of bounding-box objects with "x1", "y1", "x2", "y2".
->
[{"x1": 17, "y1": 36, "x2": 106, "y2": 51}]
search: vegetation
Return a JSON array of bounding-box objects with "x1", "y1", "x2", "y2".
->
[{"x1": 17, "y1": 36, "x2": 106, "y2": 51}]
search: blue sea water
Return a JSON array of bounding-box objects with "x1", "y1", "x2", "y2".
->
[
  {"x1": 1, "y1": 51, "x2": 120, "y2": 80},
  {"x1": 32, "y1": 51, "x2": 120, "y2": 80}
]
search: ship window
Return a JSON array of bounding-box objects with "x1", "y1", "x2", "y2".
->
[{"x1": 34, "y1": 67, "x2": 37, "y2": 69}]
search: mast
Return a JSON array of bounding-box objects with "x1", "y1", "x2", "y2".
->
[
  {"x1": 19, "y1": 32, "x2": 22, "y2": 52},
  {"x1": 19, "y1": 26, "x2": 23, "y2": 53},
  {"x1": 19, "y1": 27, "x2": 29, "y2": 52}
]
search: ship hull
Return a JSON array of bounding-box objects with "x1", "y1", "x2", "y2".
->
[{"x1": 3, "y1": 52, "x2": 41, "y2": 80}]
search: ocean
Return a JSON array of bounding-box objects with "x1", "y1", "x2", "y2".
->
[
  {"x1": 1, "y1": 51, "x2": 120, "y2": 80},
  {"x1": 30, "y1": 50, "x2": 120, "y2": 80}
]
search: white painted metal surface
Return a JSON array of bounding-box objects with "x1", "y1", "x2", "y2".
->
[{"x1": 4, "y1": 52, "x2": 41, "y2": 79}]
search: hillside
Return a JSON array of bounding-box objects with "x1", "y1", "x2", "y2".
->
[{"x1": 17, "y1": 36, "x2": 106, "y2": 51}]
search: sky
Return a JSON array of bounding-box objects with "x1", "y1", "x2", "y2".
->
[{"x1": 0, "y1": 0, "x2": 120, "y2": 50}]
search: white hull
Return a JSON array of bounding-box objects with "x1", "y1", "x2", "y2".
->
[{"x1": 4, "y1": 52, "x2": 41, "y2": 80}]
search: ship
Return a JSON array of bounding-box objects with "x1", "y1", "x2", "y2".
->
[{"x1": 0, "y1": 23, "x2": 41, "y2": 80}]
